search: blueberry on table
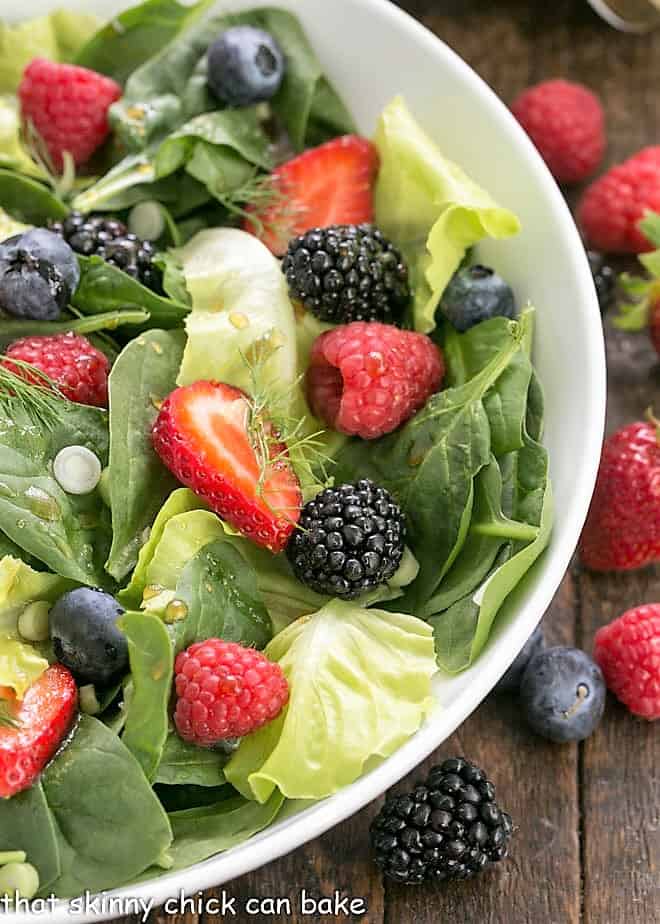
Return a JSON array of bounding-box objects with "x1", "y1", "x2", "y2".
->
[
  {"x1": 494, "y1": 625, "x2": 544, "y2": 693},
  {"x1": 440, "y1": 264, "x2": 516, "y2": 332},
  {"x1": 520, "y1": 646, "x2": 606, "y2": 742},
  {"x1": 49, "y1": 588, "x2": 128, "y2": 686},
  {"x1": 207, "y1": 26, "x2": 285, "y2": 106},
  {"x1": 0, "y1": 228, "x2": 80, "y2": 321}
]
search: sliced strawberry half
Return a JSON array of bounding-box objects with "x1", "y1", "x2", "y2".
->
[
  {"x1": 0, "y1": 665, "x2": 78, "y2": 798},
  {"x1": 243, "y1": 134, "x2": 379, "y2": 255},
  {"x1": 152, "y1": 381, "x2": 302, "y2": 552}
]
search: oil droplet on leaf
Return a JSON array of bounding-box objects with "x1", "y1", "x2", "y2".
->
[
  {"x1": 143, "y1": 584, "x2": 165, "y2": 602},
  {"x1": 163, "y1": 600, "x2": 188, "y2": 624}
]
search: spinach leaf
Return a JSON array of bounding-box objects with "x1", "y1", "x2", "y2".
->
[
  {"x1": 169, "y1": 539, "x2": 273, "y2": 654},
  {"x1": 166, "y1": 790, "x2": 284, "y2": 870},
  {"x1": 75, "y1": 0, "x2": 215, "y2": 85},
  {"x1": 105, "y1": 329, "x2": 185, "y2": 581},
  {"x1": 335, "y1": 312, "x2": 533, "y2": 606},
  {"x1": 72, "y1": 255, "x2": 189, "y2": 329},
  {"x1": 0, "y1": 782, "x2": 61, "y2": 894},
  {"x1": 154, "y1": 251, "x2": 191, "y2": 305},
  {"x1": 0, "y1": 169, "x2": 68, "y2": 224},
  {"x1": 0, "y1": 308, "x2": 150, "y2": 348},
  {"x1": 120, "y1": 610, "x2": 174, "y2": 781},
  {"x1": 430, "y1": 431, "x2": 552, "y2": 673},
  {"x1": 155, "y1": 783, "x2": 230, "y2": 812},
  {"x1": 155, "y1": 732, "x2": 227, "y2": 787},
  {"x1": 0, "y1": 400, "x2": 111, "y2": 586},
  {"x1": 42, "y1": 715, "x2": 173, "y2": 898},
  {"x1": 305, "y1": 77, "x2": 357, "y2": 147}
]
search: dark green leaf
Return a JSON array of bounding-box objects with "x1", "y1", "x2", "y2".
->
[
  {"x1": 105, "y1": 328, "x2": 185, "y2": 580},
  {"x1": 154, "y1": 782, "x2": 231, "y2": 812},
  {"x1": 0, "y1": 169, "x2": 68, "y2": 223},
  {"x1": 153, "y1": 251, "x2": 191, "y2": 305},
  {"x1": 0, "y1": 782, "x2": 61, "y2": 895},
  {"x1": 155, "y1": 733, "x2": 228, "y2": 787}
]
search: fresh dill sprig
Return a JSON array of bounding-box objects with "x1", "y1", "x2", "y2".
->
[
  {"x1": 0, "y1": 359, "x2": 70, "y2": 429},
  {"x1": 214, "y1": 170, "x2": 284, "y2": 226},
  {"x1": 0, "y1": 698, "x2": 19, "y2": 730},
  {"x1": 241, "y1": 346, "x2": 334, "y2": 514}
]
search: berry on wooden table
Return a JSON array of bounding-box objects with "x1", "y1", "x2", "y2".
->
[
  {"x1": 3, "y1": 333, "x2": 110, "y2": 408},
  {"x1": 370, "y1": 757, "x2": 513, "y2": 884},
  {"x1": 593, "y1": 604, "x2": 660, "y2": 720},
  {"x1": 283, "y1": 224, "x2": 410, "y2": 325},
  {"x1": 511, "y1": 79, "x2": 605, "y2": 184},
  {"x1": 18, "y1": 58, "x2": 121, "y2": 171},
  {"x1": 174, "y1": 639, "x2": 289, "y2": 746},
  {"x1": 307, "y1": 320, "x2": 443, "y2": 439}
]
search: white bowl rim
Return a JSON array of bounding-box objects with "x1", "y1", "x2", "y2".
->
[{"x1": 4, "y1": 0, "x2": 606, "y2": 920}]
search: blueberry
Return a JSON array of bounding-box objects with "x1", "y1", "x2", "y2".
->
[
  {"x1": 494, "y1": 625, "x2": 544, "y2": 693},
  {"x1": 49, "y1": 588, "x2": 128, "y2": 686},
  {"x1": 0, "y1": 228, "x2": 80, "y2": 321},
  {"x1": 520, "y1": 646, "x2": 606, "y2": 743},
  {"x1": 440, "y1": 264, "x2": 516, "y2": 332},
  {"x1": 207, "y1": 26, "x2": 285, "y2": 106}
]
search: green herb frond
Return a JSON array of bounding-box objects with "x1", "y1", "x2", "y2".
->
[
  {"x1": 0, "y1": 359, "x2": 69, "y2": 428},
  {"x1": 215, "y1": 171, "x2": 284, "y2": 226}
]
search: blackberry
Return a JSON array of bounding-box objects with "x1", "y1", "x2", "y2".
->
[
  {"x1": 286, "y1": 479, "x2": 405, "y2": 599},
  {"x1": 282, "y1": 224, "x2": 410, "y2": 325},
  {"x1": 370, "y1": 758, "x2": 513, "y2": 885},
  {"x1": 587, "y1": 250, "x2": 616, "y2": 313},
  {"x1": 49, "y1": 211, "x2": 161, "y2": 291}
]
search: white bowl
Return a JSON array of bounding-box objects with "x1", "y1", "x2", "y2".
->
[{"x1": 5, "y1": 1, "x2": 606, "y2": 920}]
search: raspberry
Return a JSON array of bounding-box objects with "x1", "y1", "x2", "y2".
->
[
  {"x1": 306, "y1": 321, "x2": 443, "y2": 440},
  {"x1": 579, "y1": 421, "x2": 660, "y2": 571},
  {"x1": 18, "y1": 58, "x2": 121, "y2": 171},
  {"x1": 3, "y1": 333, "x2": 110, "y2": 408},
  {"x1": 511, "y1": 79, "x2": 605, "y2": 184},
  {"x1": 577, "y1": 153, "x2": 660, "y2": 253},
  {"x1": 593, "y1": 604, "x2": 660, "y2": 720},
  {"x1": 174, "y1": 639, "x2": 289, "y2": 746}
]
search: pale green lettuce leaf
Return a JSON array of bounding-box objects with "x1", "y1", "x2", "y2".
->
[
  {"x1": 225, "y1": 600, "x2": 437, "y2": 802},
  {"x1": 374, "y1": 96, "x2": 521, "y2": 333},
  {"x1": 0, "y1": 639, "x2": 48, "y2": 698},
  {"x1": 0, "y1": 10, "x2": 100, "y2": 94},
  {"x1": 0, "y1": 96, "x2": 45, "y2": 179}
]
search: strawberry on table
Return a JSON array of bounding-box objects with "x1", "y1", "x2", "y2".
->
[
  {"x1": 0, "y1": 665, "x2": 78, "y2": 798},
  {"x1": 152, "y1": 381, "x2": 302, "y2": 552},
  {"x1": 243, "y1": 135, "x2": 379, "y2": 255},
  {"x1": 579, "y1": 418, "x2": 660, "y2": 572},
  {"x1": 18, "y1": 58, "x2": 121, "y2": 171},
  {"x1": 593, "y1": 604, "x2": 660, "y2": 720}
]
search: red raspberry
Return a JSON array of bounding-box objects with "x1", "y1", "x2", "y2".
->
[
  {"x1": 511, "y1": 79, "x2": 605, "y2": 184},
  {"x1": 3, "y1": 333, "x2": 109, "y2": 407},
  {"x1": 577, "y1": 153, "x2": 660, "y2": 253},
  {"x1": 306, "y1": 322, "x2": 443, "y2": 440},
  {"x1": 579, "y1": 421, "x2": 660, "y2": 571},
  {"x1": 593, "y1": 604, "x2": 660, "y2": 720},
  {"x1": 174, "y1": 639, "x2": 289, "y2": 746},
  {"x1": 18, "y1": 58, "x2": 121, "y2": 171}
]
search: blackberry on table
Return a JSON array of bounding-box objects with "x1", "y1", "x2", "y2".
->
[
  {"x1": 286, "y1": 479, "x2": 405, "y2": 599},
  {"x1": 370, "y1": 758, "x2": 513, "y2": 885},
  {"x1": 587, "y1": 250, "x2": 616, "y2": 313},
  {"x1": 49, "y1": 211, "x2": 162, "y2": 291},
  {"x1": 282, "y1": 223, "x2": 410, "y2": 324}
]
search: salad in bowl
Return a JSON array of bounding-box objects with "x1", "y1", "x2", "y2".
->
[{"x1": 0, "y1": 0, "x2": 554, "y2": 905}]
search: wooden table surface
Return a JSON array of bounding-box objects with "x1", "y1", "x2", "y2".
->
[{"x1": 119, "y1": 2, "x2": 660, "y2": 921}]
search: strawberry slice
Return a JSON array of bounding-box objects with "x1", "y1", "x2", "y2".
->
[
  {"x1": 243, "y1": 135, "x2": 379, "y2": 255},
  {"x1": 152, "y1": 381, "x2": 302, "y2": 552},
  {"x1": 0, "y1": 665, "x2": 78, "y2": 798}
]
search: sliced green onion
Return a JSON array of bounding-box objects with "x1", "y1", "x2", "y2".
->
[
  {"x1": 79, "y1": 684, "x2": 101, "y2": 716},
  {"x1": 128, "y1": 201, "x2": 165, "y2": 241},
  {"x1": 18, "y1": 601, "x2": 50, "y2": 643},
  {"x1": 0, "y1": 863, "x2": 39, "y2": 900},
  {"x1": 53, "y1": 445, "x2": 102, "y2": 495}
]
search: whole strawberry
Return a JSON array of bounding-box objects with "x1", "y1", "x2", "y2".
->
[
  {"x1": 594, "y1": 604, "x2": 660, "y2": 720},
  {"x1": 307, "y1": 321, "x2": 444, "y2": 440},
  {"x1": 579, "y1": 419, "x2": 660, "y2": 571},
  {"x1": 511, "y1": 79, "x2": 605, "y2": 185},
  {"x1": 578, "y1": 148, "x2": 660, "y2": 253},
  {"x1": 3, "y1": 333, "x2": 110, "y2": 407},
  {"x1": 19, "y1": 58, "x2": 121, "y2": 171}
]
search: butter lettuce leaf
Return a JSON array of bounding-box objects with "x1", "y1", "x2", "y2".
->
[
  {"x1": 0, "y1": 638, "x2": 48, "y2": 699},
  {"x1": 374, "y1": 96, "x2": 520, "y2": 333},
  {"x1": 225, "y1": 600, "x2": 436, "y2": 802}
]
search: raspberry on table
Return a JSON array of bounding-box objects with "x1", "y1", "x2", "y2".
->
[
  {"x1": 174, "y1": 639, "x2": 289, "y2": 746},
  {"x1": 306, "y1": 321, "x2": 443, "y2": 440},
  {"x1": 3, "y1": 333, "x2": 110, "y2": 408},
  {"x1": 577, "y1": 151, "x2": 660, "y2": 253},
  {"x1": 18, "y1": 58, "x2": 121, "y2": 171},
  {"x1": 593, "y1": 604, "x2": 660, "y2": 720},
  {"x1": 511, "y1": 79, "x2": 605, "y2": 184}
]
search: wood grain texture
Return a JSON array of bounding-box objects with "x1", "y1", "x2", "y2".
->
[{"x1": 117, "y1": 2, "x2": 660, "y2": 922}]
